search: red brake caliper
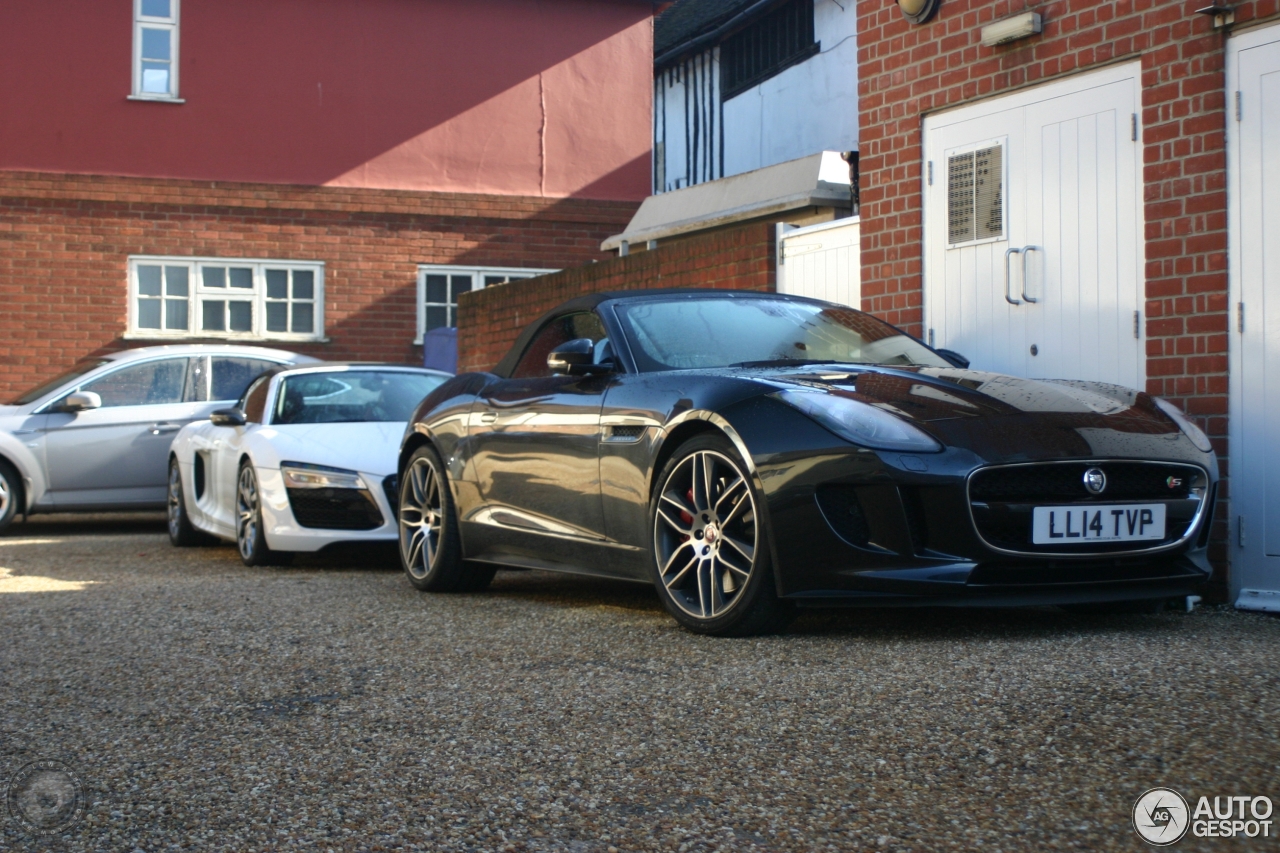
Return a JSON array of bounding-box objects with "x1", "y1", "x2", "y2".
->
[{"x1": 681, "y1": 488, "x2": 695, "y2": 541}]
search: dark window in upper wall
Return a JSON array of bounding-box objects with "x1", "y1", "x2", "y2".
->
[{"x1": 720, "y1": 0, "x2": 818, "y2": 101}]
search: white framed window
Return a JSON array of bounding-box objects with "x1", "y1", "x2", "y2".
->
[
  {"x1": 416, "y1": 265, "x2": 556, "y2": 343},
  {"x1": 132, "y1": 0, "x2": 181, "y2": 101},
  {"x1": 128, "y1": 256, "x2": 325, "y2": 342}
]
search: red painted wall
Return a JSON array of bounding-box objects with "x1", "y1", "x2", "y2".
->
[{"x1": 0, "y1": 0, "x2": 653, "y2": 200}]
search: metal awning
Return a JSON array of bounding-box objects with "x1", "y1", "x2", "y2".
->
[{"x1": 601, "y1": 151, "x2": 852, "y2": 252}]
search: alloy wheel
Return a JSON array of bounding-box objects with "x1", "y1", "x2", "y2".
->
[
  {"x1": 167, "y1": 464, "x2": 183, "y2": 539},
  {"x1": 654, "y1": 450, "x2": 758, "y2": 620},
  {"x1": 399, "y1": 457, "x2": 443, "y2": 581},
  {"x1": 0, "y1": 471, "x2": 9, "y2": 518},
  {"x1": 236, "y1": 466, "x2": 260, "y2": 561}
]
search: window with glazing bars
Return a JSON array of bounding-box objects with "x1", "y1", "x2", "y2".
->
[{"x1": 720, "y1": 0, "x2": 817, "y2": 100}]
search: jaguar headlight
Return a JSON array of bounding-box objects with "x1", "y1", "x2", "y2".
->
[
  {"x1": 776, "y1": 390, "x2": 943, "y2": 453},
  {"x1": 1153, "y1": 398, "x2": 1214, "y2": 453},
  {"x1": 280, "y1": 462, "x2": 367, "y2": 490}
]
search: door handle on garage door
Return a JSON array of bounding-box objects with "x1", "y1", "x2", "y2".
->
[
  {"x1": 1020, "y1": 246, "x2": 1040, "y2": 303},
  {"x1": 149, "y1": 422, "x2": 181, "y2": 435},
  {"x1": 1004, "y1": 247, "x2": 1023, "y2": 305}
]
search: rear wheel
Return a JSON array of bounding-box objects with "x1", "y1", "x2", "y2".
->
[
  {"x1": 649, "y1": 434, "x2": 793, "y2": 636},
  {"x1": 236, "y1": 462, "x2": 291, "y2": 567},
  {"x1": 0, "y1": 459, "x2": 21, "y2": 534},
  {"x1": 399, "y1": 445, "x2": 494, "y2": 592},
  {"x1": 167, "y1": 457, "x2": 209, "y2": 547}
]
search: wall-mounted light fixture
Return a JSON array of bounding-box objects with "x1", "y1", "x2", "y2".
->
[
  {"x1": 1195, "y1": 2, "x2": 1235, "y2": 29},
  {"x1": 980, "y1": 11, "x2": 1043, "y2": 47},
  {"x1": 896, "y1": 0, "x2": 941, "y2": 25}
]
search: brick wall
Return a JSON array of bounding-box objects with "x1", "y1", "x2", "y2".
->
[
  {"x1": 858, "y1": 0, "x2": 1280, "y2": 591},
  {"x1": 0, "y1": 170, "x2": 637, "y2": 398},
  {"x1": 456, "y1": 222, "x2": 777, "y2": 373}
]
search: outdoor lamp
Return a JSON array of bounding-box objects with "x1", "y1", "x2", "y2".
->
[{"x1": 896, "y1": 0, "x2": 940, "y2": 25}]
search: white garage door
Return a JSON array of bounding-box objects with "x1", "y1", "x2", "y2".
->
[
  {"x1": 1229, "y1": 24, "x2": 1280, "y2": 611},
  {"x1": 776, "y1": 218, "x2": 860, "y2": 307},
  {"x1": 922, "y1": 63, "x2": 1144, "y2": 386}
]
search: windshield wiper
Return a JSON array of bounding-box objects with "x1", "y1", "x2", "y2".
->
[{"x1": 730, "y1": 358, "x2": 849, "y2": 368}]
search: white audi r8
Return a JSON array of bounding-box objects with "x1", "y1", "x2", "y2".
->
[{"x1": 167, "y1": 363, "x2": 450, "y2": 565}]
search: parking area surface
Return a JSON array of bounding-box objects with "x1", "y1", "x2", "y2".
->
[{"x1": 1, "y1": 515, "x2": 1277, "y2": 852}]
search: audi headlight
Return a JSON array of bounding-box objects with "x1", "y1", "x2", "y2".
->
[
  {"x1": 776, "y1": 390, "x2": 943, "y2": 453},
  {"x1": 1153, "y1": 398, "x2": 1214, "y2": 453},
  {"x1": 280, "y1": 462, "x2": 367, "y2": 490}
]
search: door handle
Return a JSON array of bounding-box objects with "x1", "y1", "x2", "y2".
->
[
  {"x1": 478, "y1": 412, "x2": 498, "y2": 425},
  {"x1": 149, "y1": 422, "x2": 181, "y2": 435},
  {"x1": 1020, "y1": 246, "x2": 1040, "y2": 303},
  {"x1": 1004, "y1": 247, "x2": 1023, "y2": 305}
]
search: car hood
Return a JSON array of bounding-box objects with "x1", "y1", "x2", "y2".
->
[
  {"x1": 256, "y1": 422, "x2": 404, "y2": 476},
  {"x1": 756, "y1": 365, "x2": 1192, "y2": 460}
]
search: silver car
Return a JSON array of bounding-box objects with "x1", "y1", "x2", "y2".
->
[{"x1": 0, "y1": 345, "x2": 317, "y2": 532}]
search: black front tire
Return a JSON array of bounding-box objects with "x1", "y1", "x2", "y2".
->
[
  {"x1": 236, "y1": 461, "x2": 291, "y2": 567},
  {"x1": 649, "y1": 434, "x2": 793, "y2": 636},
  {"x1": 167, "y1": 457, "x2": 210, "y2": 547},
  {"x1": 399, "y1": 445, "x2": 494, "y2": 592},
  {"x1": 0, "y1": 458, "x2": 21, "y2": 534}
]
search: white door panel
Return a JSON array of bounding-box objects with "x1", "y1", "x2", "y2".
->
[
  {"x1": 1230, "y1": 24, "x2": 1280, "y2": 607},
  {"x1": 777, "y1": 219, "x2": 860, "y2": 307},
  {"x1": 924, "y1": 64, "x2": 1143, "y2": 387}
]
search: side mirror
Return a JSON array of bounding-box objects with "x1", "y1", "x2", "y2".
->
[
  {"x1": 547, "y1": 338, "x2": 612, "y2": 376},
  {"x1": 210, "y1": 408, "x2": 247, "y2": 427},
  {"x1": 62, "y1": 391, "x2": 102, "y2": 412},
  {"x1": 936, "y1": 349, "x2": 971, "y2": 369}
]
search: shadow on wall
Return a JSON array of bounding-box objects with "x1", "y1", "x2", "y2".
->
[{"x1": 0, "y1": 0, "x2": 653, "y2": 200}]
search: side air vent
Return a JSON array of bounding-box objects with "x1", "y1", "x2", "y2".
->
[
  {"x1": 815, "y1": 485, "x2": 870, "y2": 548},
  {"x1": 604, "y1": 425, "x2": 646, "y2": 442}
]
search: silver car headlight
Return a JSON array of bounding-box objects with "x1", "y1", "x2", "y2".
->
[
  {"x1": 1153, "y1": 398, "x2": 1214, "y2": 453},
  {"x1": 280, "y1": 462, "x2": 367, "y2": 490},
  {"x1": 776, "y1": 390, "x2": 943, "y2": 453}
]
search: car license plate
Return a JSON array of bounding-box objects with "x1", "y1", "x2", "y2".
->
[{"x1": 1031, "y1": 504, "x2": 1166, "y2": 545}]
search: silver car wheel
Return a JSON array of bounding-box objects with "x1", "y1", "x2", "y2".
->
[
  {"x1": 237, "y1": 466, "x2": 260, "y2": 561},
  {"x1": 0, "y1": 469, "x2": 10, "y2": 518},
  {"x1": 654, "y1": 449, "x2": 758, "y2": 621},
  {"x1": 399, "y1": 457, "x2": 442, "y2": 581}
]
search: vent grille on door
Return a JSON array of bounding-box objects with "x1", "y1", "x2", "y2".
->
[{"x1": 948, "y1": 144, "x2": 1004, "y2": 245}]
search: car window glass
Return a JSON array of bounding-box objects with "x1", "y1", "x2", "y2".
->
[
  {"x1": 273, "y1": 371, "x2": 446, "y2": 424},
  {"x1": 79, "y1": 358, "x2": 188, "y2": 407},
  {"x1": 211, "y1": 357, "x2": 280, "y2": 401},
  {"x1": 615, "y1": 299, "x2": 951, "y2": 371},
  {"x1": 241, "y1": 375, "x2": 272, "y2": 424},
  {"x1": 512, "y1": 312, "x2": 608, "y2": 379},
  {"x1": 11, "y1": 360, "x2": 110, "y2": 405}
]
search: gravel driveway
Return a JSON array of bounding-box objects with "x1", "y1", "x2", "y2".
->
[{"x1": 1, "y1": 514, "x2": 1277, "y2": 852}]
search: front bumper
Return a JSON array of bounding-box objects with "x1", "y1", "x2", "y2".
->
[
  {"x1": 760, "y1": 449, "x2": 1216, "y2": 606},
  {"x1": 257, "y1": 468, "x2": 399, "y2": 552}
]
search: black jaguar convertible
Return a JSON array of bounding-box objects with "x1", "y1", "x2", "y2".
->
[{"x1": 396, "y1": 290, "x2": 1217, "y2": 635}]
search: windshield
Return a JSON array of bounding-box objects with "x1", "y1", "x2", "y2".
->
[
  {"x1": 272, "y1": 371, "x2": 446, "y2": 425},
  {"x1": 614, "y1": 298, "x2": 950, "y2": 371},
  {"x1": 11, "y1": 360, "x2": 111, "y2": 405}
]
